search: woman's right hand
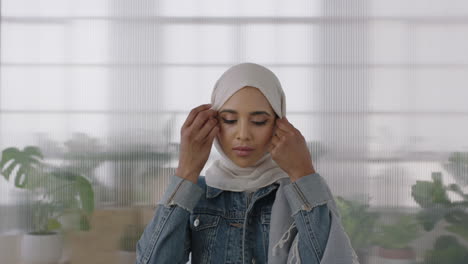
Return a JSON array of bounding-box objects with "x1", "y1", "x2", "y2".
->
[{"x1": 176, "y1": 104, "x2": 219, "y2": 184}]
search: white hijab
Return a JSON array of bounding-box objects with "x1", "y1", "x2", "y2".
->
[
  {"x1": 205, "y1": 62, "x2": 301, "y2": 263},
  {"x1": 205, "y1": 62, "x2": 289, "y2": 192}
]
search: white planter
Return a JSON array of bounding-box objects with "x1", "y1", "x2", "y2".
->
[
  {"x1": 117, "y1": 250, "x2": 136, "y2": 264},
  {"x1": 20, "y1": 232, "x2": 63, "y2": 264}
]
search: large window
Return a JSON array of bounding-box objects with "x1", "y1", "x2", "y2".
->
[{"x1": 1, "y1": 1, "x2": 468, "y2": 263}]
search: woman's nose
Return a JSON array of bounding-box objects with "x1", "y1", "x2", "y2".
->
[{"x1": 236, "y1": 120, "x2": 251, "y2": 140}]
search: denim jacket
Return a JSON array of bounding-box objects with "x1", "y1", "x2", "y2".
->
[{"x1": 136, "y1": 173, "x2": 358, "y2": 264}]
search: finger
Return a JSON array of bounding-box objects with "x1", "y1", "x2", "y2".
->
[
  {"x1": 275, "y1": 123, "x2": 292, "y2": 138},
  {"x1": 205, "y1": 122, "x2": 220, "y2": 144},
  {"x1": 277, "y1": 117, "x2": 294, "y2": 130},
  {"x1": 274, "y1": 126, "x2": 286, "y2": 137},
  {"x1": 276, "y1": 118, "x2": 296, "y2": 135},
  {"x1": 195, "y1": 118, "x2": 218, "y2": 142},
  {"x1": 271, "y1": 134, "x2": 280, "y2": 146},
  {"x1": 190, "y1": 109, "x2": 218, "y2": 131},
  {"x1": 182, "y1": 104, "x2": 212, "y2": 129}
]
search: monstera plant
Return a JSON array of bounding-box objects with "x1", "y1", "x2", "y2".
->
[
  {"x1": 1, "y1": 146, "x2": 94, "y2": 233},
  {"x1": 1, "y1": 146, "x2": 94, "y2": 264}
]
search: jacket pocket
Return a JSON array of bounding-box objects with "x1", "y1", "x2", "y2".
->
[
  {"x1": 190, "y1": 213, "x2": 221, "y2": 231},
  {"x1": 190, "y1": 213, "x2": 221, "y2": 263}
]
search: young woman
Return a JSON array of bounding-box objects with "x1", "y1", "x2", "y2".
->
[{"x1": 136, "y1": 63, "x2": 358, "y2": 264}]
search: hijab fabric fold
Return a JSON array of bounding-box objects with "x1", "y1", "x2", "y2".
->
[{"x1": 205, "y1": 62, "x2": 299, "y2": 263}]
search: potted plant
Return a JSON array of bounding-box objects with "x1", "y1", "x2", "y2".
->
[
  {"x1": 372, "y1": 214, "x2": 421, "y2": 264},
  {"x1": 0, "y1": 146, "x2": 94, "y2": 264},
  {"x1": 411, "y1": 171, "x2": 468, "y2": 263},
  {"x1": 335, "y1": 196, "x2": 379, "y2": 264},
  {"x1": 412, "y1": 171, "x2": 468, "y2": 238},
  {"x1": 118, "y1": 224, "x2": 144, "y2": 264}
]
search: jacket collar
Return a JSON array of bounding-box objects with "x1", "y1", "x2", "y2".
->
[
  {"x1": 206, "y1": 181, "x2": 281, "y2": 199},
  {"x1": 206, "y1": 185, "x2": 224, "y2": 199}
]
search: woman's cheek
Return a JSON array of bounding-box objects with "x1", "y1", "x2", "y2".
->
[{"x1": 219, "y1": 125, "x2": 235, "y2": 140}]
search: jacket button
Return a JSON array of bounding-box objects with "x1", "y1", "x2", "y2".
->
[{"x1": 194, "y1": 218, "x2": 200, "y2": 227}]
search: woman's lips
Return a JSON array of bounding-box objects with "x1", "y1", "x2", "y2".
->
[
  {"x1": 233, "y1": 149, "x2": 254, "y2": 157},
  {"x1": 232, "y1": 147, "x2": 254, "y2": 157}
]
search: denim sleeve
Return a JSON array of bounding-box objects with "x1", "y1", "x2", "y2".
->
[
  {"x1": 283, "y1": 173, "x2": 359, "y2": 264},
  {"x1": 136, "y1": 175, "x2": 204, "y2": 264}
]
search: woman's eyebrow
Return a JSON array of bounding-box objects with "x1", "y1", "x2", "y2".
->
[{"x1": 219, "y1": 109, "x2": 271, "y2": 116}]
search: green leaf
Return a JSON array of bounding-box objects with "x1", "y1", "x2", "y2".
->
[
  {"x1": 47, "y1": 170, "x2": 94, "y2": 214},
  {"x1": 0, "y1": 146, "x2": 43, "y2": 188},
  {"x1": 448, "y1": 184, "x2": 468, "y2": 201},
  {"x1": 76, "y1": 175, "x2": 94, "y2": 214},
  {"x1": 411, "y1": 173, "x2": 451, "y2": 209},
  {"x1": 47, "y1": 218, "x2": 62, "y2": 231}
]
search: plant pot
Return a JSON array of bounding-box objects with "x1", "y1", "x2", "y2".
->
[
  {"x1": 20, "y1": 231, "x2": 63, "y2": 264},
  {"x1": 377, "y1": 246, "x2": 415, "y2": 264},
  {"x1": 117, "y1": 250, "x2": 136, "y2": 264}
]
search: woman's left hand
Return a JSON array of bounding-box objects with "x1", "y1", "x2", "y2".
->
[{"x1": 269, "y1": 116, "x2": 316, "y2": 182}]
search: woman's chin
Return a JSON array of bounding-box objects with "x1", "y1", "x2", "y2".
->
[{"x1": 230, "y1": 157, "x2": 253, "y2": 168}]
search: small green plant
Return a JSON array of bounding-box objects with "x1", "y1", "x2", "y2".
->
[
  {"x1": 410, "y1": 171, "x2": 468, "y2": 263},
  {"x1": 335, "y1": 196, "x2": 379, "y2": 251},
  {"x1": 411, "y1": 171, "x2": 468, "y2": 264},
  {"x1": 1, "y1": 146, "x2": 94, "y2": 234},
  {"x1": 119, "y1": 224, "x2": 145, "y2": 252},
  {"x1": 372, "y1": 214, "x2": 421, "y2": 249},
  {"x1": 411, "y1": 171, "x2": 468, "y2": 241}
]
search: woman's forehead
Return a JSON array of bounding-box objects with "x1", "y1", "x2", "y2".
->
[{"x1": 219, "y1": 87, "x2": 274, "y2": 113}]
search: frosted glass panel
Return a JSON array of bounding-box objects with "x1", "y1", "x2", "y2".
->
[
  {"x1": 2, "y1": 0, "x2": 468, "y2": 264},
  {"x1": 161, "y1": 25, "x2": 235, "y2": 63},
  {"x1": 1, "y1": 67, "x2": 109, "y2": 111},
  {"x1": 244, "y1": 25, "x2": 319, "y2": 64}
]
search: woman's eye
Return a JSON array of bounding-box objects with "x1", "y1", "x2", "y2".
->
[
  {"x1": 221, "y1": 118, "x2": 267, "y2": 126},
  {"x1": 222, "y1": 119, "x2": 236, "y2": 124},
  {"x1": 253, "y1": 121, "x2": 267, "y2": 126}
]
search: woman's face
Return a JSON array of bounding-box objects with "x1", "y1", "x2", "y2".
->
[{"x1": 216, "y1": 86, "x2": 277, "y2": 168}]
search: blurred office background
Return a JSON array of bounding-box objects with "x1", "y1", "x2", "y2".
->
[{"x1": 1, "y1": 0, "x2": 468, "y2": 263}]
